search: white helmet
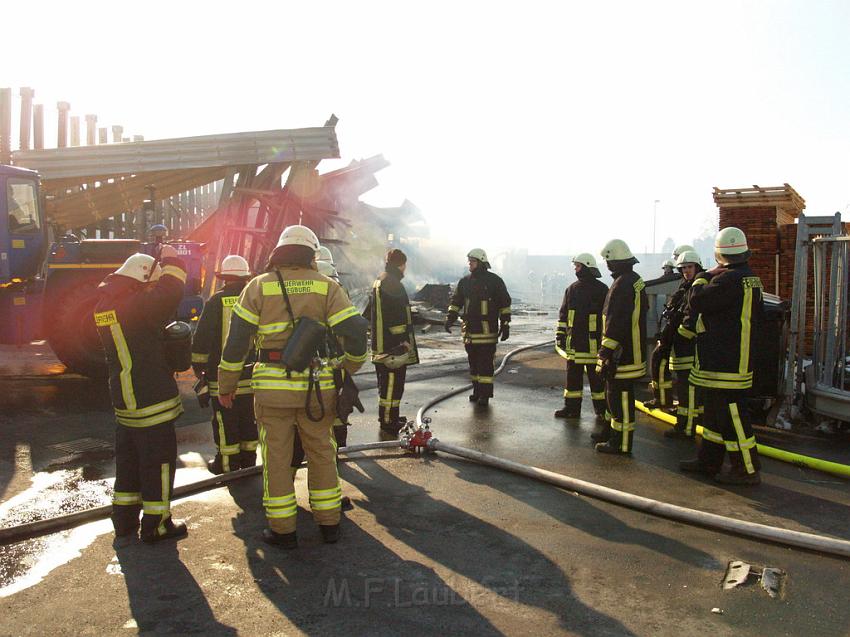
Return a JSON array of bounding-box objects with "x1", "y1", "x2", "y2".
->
[
  {"x1": 672, "y1": 244, "x2": 695, "y2": 259},
  {"x1": 600, "y1": 239, "x2": 636, "y2": 262},
  {"x1": 115, "y1": 253, "x2": 160, "y2": 283},
  {"x1": 572, "y1": 253, "x2": 598, "y2": 269},
  {"x1": 216, "y1": 254, "x2": 251, "y2": 279},
  {"x1": 715, "y1": 227, "x2": 749, "y2": 264},
  {"x1": 276, "y1": 225, "x2": 320, "y2": 251},
  {"x1": 467, "y1": 248, "x2": 489, "y2": 265},
  {"x1": 316, "y1": 259, "x2": 339, "y2": 280},
  {"x1": 315, "y1": 245, "x2": 335, "y2": 265},
  {"x1": 675, "y1": 250, "x2": 703, "y2": 268},
  {"x1": 662, "y1": 259, "x2": 676, "y2": 269}
]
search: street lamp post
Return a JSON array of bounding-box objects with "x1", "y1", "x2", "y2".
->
[{"x1": 652, "y1": 199, "x2": 660, "y2": 254}]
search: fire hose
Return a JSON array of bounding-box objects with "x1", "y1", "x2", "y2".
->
[
  {"x1": 3, "y1": 340, "x2": 850, "y2": 560},
  {"x1": 634, "y1": 401, "x2": 850, "y2": 479},
  {"x1": 414, "y1": 342, "x2": 850, "y2": 560}
]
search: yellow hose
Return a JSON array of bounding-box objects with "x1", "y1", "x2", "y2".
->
[{"x1": 635, "y1": 401, "x2": 850, "y2": 479}]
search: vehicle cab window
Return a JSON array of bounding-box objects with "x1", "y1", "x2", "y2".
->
[{"x1": 7, "y1": 180, "x2": 40, "y2": 234}]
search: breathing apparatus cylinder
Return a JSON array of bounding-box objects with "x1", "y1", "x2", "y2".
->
[{"x1": 162, "y1": 321, "x2": 193, "y2": 372}]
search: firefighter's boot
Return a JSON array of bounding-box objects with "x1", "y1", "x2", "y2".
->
[
  {"x1": 262, "y1": 528, "x2": 298, "y2": 549},
  {"x1": 141, "y1": 519, "x2": 188, "y2": 544},
  {"x1": 320, "y1": 524, "x2": 341, "y2": 544},
  {"x1": 207, "y1": 454, "x2": 240, "y2": 475}
]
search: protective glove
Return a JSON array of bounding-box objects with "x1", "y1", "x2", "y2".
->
[
  {"x1": 595, "y1": 346, "x2": 619, "y2": 380},
  {"x1": 445, "y1": 311, "x2": 457, "y2": 334},
  {"x1": 499, "y1": 323, "x2": 510, "y2": 341},
  {"x1": 337, "y1": 374, "x2": 365, "y2": 424},
  {"x1": 556, "y1": 332, "x2": 567, "y2": 352}
]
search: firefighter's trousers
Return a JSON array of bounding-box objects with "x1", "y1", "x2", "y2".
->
[
  {"x1": 698, "y1": 389, "x2": 761, "y2": 475},
  {"x1": 564, "y1": 359, "x2": 606, "y2": 415},
  {"x1": 671, "y1": 370, "x2": 702, "y2": 436},
  {"x1": 112, "y1": 419, "x2": 177, "y2": 537},
  {"x1": 291, "y1": 423, "x2": 349, "y2": 470},
  {"x1": 465, "y1": 343, "x2": 497, "y2": 399},
  {"x1": 375, "y1": 363, "x2": 407, "y2": 427},
  {"x1": 605, "y1": 378, "x2": 636, "y2": 453},
  {"x1": 255, "y1": 402, "x2": 341, "y2": 534},
  {"x1": 650, "y1": 342, "x2": 673, "y2": 407},
  {"x1": 211, "y1": 395, "x2": 259, "y2": 471}
]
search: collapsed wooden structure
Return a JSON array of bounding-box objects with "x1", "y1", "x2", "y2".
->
[{"x1": 1, "y1": 86, "x2": 394, "y2": 295}]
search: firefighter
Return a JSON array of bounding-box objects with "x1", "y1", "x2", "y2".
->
[
  {"x1": 445, "y1": 248, "x2": 511, "y2": 407},
  {"x1": 665, "y1": 250, "x2": 704, "y2": 439},
  {"x1": 291, "y1": 248, "x2": 354, "y2": 512},
  {"x1": 680, "y1": 227, "x2": 763, "y2": 485},
  {"x1": 95, "y1": 246, "x2": 188, "y2": 543},
  {"x1": 662, "y1": 259, "x2": 676, "y2": 276},
  {"x1": 592, "y1": 239, "x2": 648, "y2": 455},
  {"x1": 554, "y1": 253, "x2": 608, "y2": 419},
  {"x1": 367, "y1": 249, "x2": 419, "y2": 434},
  {"x1": 191, "y1": 254, "x2": 258, "y2": 474},
  {"x1": 217, "y1": 225, "x2": 368, "y2": 547}
]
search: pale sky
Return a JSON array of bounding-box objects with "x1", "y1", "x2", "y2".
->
[{"x1": 6, "y1": 0, "x2": 850, "y2": 257}]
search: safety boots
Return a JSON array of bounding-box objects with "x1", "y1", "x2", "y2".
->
[
  {"x1": 554, "y1": 406, "x2": 580, "y2": 419},
  {"x1": 207, "y1": 455, "x2": 240, "y2": 475},
  {"x1": 141, "y1": 519, "x2": 188, "y2": 544},
  {"x1": 262, "y1": 528, "x2": 298, "y2": 549},
  {"x1": 320, "y1": 524, "x2": 340, "y2": 544}
]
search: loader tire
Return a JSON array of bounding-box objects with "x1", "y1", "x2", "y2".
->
[{"x1": 46, "y1": 279, "x2": 107, "y2": 378}]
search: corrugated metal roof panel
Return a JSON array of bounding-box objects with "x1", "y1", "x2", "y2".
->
[{"x1": 11, "y1": 127, "x2": 340, "y2": 182}]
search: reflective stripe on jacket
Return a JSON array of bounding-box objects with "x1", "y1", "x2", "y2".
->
[
  {"x1": 367, "y1": 265, "x2": 419, "y2": 365},
  {"x1": 688, "y1": 264, "x2": 763, "y2": 390},
  {"x1": 599, "y1": 269, "x2": 648, "y2": 380},
  {"x1": 448, "y1": 268, "x2": 511, "y2": 346},
  {"x1": 94, "y1": 257, "x2": 187, "y2": 427},
  {"x1": 191, "y1": 281, "x2": 254, "y2": 396},
  {"x1": 558, "y1": 271, "x2": 608, "y2": 364},
  {"x1": 217, "y1": 265, "x2": 366, "y2": 407}
]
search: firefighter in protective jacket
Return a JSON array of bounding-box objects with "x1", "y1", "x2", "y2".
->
[
  {"x1": 593, "y1": 239, "x2": 648, "y2": 455},
  {"x1": 555, "y1": 253, "x2": 608, "y2": 418},
  {"x1": 217, "y1": 225, "x2": 368, "y2": 547},
  {"x1": 680, "y1": 227, "x2": 763, "y2": 485},
  {"x1": 367, "y1": 248, "x2": 419, "y2": 434},
  {"x1": 95, "y1": 245, "x2": 188, "y2": 543},
  {"x1": 664, "y1": 250, "x2": 704, "y2": 439},
  {"x1": 445, "y1": 248, "x2": 511, "y2": 407},
  {"x1": 192, "y1": 254, "x2": 258, "y2": 474}
]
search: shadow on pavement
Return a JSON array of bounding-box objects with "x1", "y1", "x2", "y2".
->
[
  {"x1": 448, "y1": 457, "x2": 722, "y2": 571},
  {"x1": 226, "y1": 477, "x2": 503, "y2": 636},
  {"x1": 346, "y1": 458, "x2": 636, "y2": 636},
  {"x1": 115, "y1": 539, "x2": 237, "y2": 635}
]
